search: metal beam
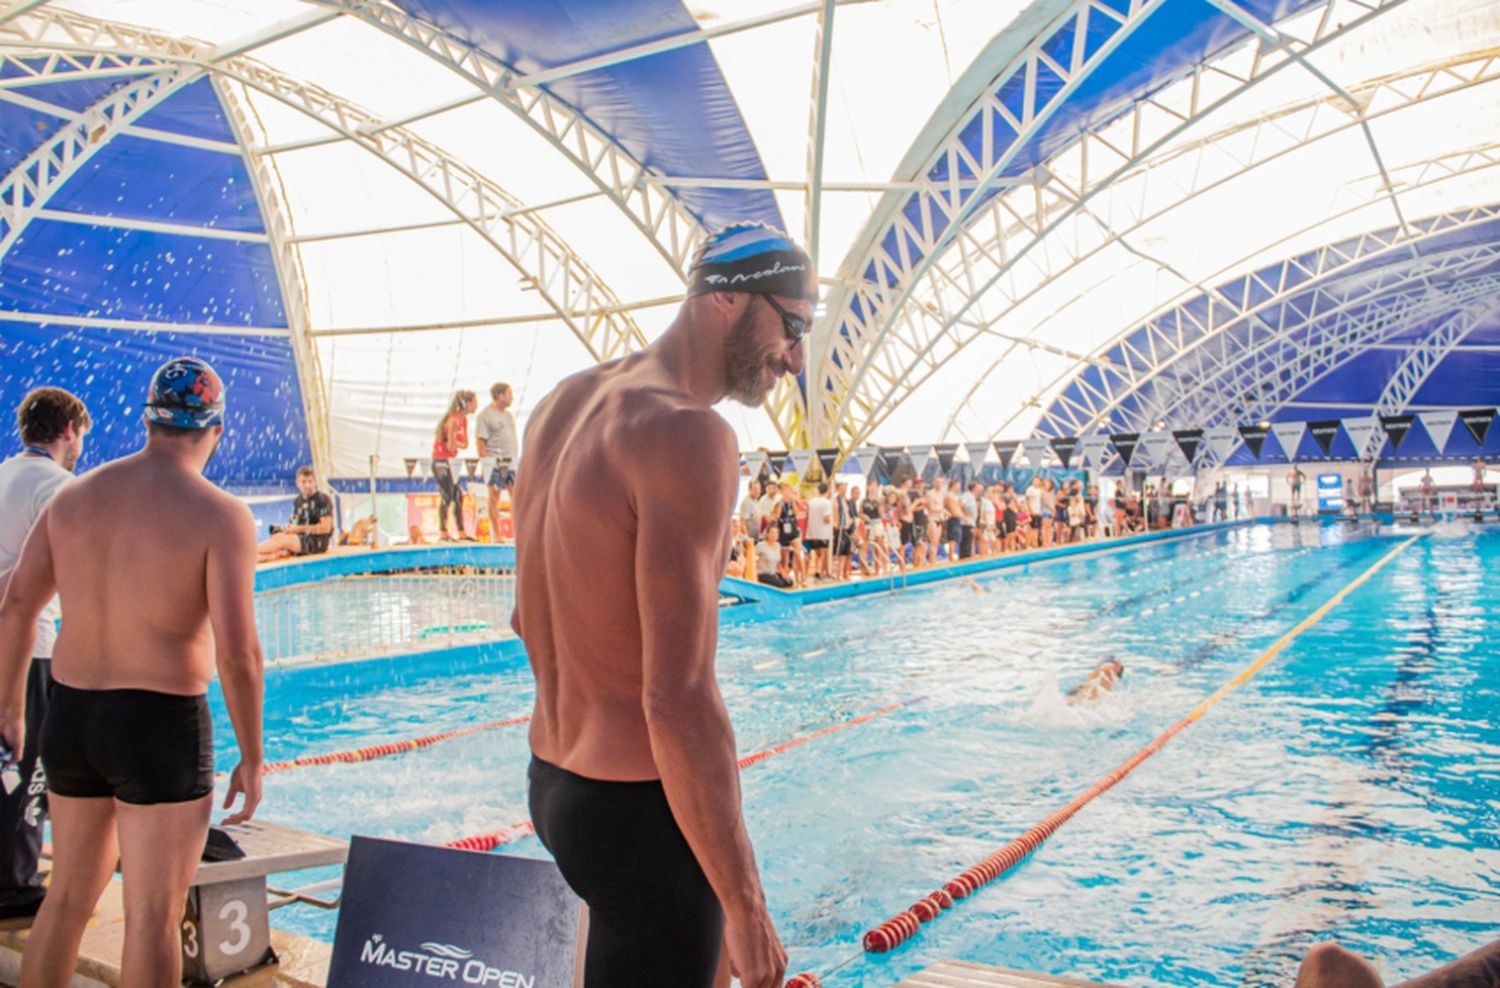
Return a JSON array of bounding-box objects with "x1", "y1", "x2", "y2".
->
[
  {"x1": 214, "y1": 75, "x2": 334, "y2": 482},
  {"x1": 3, "y1": 6, "x2": 650, "y2": 366},
  {"x1": 32, "y1": 208, "x2": 269, "y2": 242},
  {"x1": 803, "y1": 0, "x2": 837, "y2": 266},
  {"x1": 804, "y1": 0, "x2": 1408, "y2": 450},
  {"x1": 0, "y1": 308, "x2": 290, "y2": 336},
  {"x1": 313, "y1": 0, "x2": 709, "y2": 277}
]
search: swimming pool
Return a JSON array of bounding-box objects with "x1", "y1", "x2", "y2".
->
[{"x1": 216, "y1": 522, "x2": 1499, "y2": 987}]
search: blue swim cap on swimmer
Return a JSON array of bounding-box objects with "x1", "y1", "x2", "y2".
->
[
  {"x1": 143, "y1": 356, "x2": 225, "y2": 430},
  {"x1": 687, "y1": 222, "x2": 818, "y2": 302}
]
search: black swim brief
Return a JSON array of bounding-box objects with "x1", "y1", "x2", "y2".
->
[
  {"x1": 42, "y1": 682, "x2": 213, "y2": 805},
  {"x1": 945, "y1": 517, "x2": 963, "y2": 543},
  {"x1": 528, "y1": 756, "x2": 722, "y2": 987}
]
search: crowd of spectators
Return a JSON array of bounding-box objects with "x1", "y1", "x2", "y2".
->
[{"x1": 725, "y1": 472, "x2": 1184, "y2": 589}]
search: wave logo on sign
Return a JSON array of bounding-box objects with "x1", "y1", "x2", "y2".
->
[{"x1": 359, "y1": 933, "x2": 535, "y2": 986}]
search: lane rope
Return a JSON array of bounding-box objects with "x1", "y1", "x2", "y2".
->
[
  {"x1": 220, "y1": 714, "x2": 533, "y2": 780},
  {"x1": 441, "y1": 699, "x2": 916, "y2": 855},
  {"x1": 850, "y1": 532, "x2": 1423, "y2": 962}
]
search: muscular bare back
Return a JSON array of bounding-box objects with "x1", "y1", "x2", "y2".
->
[
  {"x1": 513, "y1": 354, "x2": 736, "y2": 782},
  {"x1": 44, "y1": 450, "x2": 252, "y2": 695}
]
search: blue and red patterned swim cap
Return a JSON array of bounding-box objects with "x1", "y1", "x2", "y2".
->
[{"x1": 143, "y1": 356, "x2": 225, "y2": 430}]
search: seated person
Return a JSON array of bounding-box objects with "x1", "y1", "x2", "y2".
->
[
  {"x1": 755, "y1": 530, "x2": 793, "y2": 588},
  {"x1": 407, "y1": 523, "x2": 428, "y2": 545},
  {"x1": 256, "y1": 467, "x2": 334, "y2": 562},
  {"x1": 338, "y1": 514, "x2": 378, "y2": 547},
  {"x1": 1067, "y1": 658, "x2": 1124, "y2": 703}
]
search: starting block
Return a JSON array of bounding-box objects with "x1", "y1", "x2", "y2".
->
[{"x1": 181, "y1": 821, "x2": 347, "y2": 985}]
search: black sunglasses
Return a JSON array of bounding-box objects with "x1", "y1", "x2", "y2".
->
[{"x1": 760, "y1": 294, "x2": 809, "y2": 345}]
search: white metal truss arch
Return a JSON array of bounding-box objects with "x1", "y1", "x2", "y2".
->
[
  {"x1": 2, "y1": 6, "x2": 649, "y2": 364},
  {"x1": 213, "y1": 74, "x2": 333, "y2": 481},
  {"x1": 312, "y1": 0, "x2": 708, "y2": 276},
  {"x1": 1031, "y1": 205, "x2": 1500, "y2": 437},
  {"x1": 849, "y1": 43, "x2": 1500, "y2": 448},
  {"x1": 1356, "y1": 302, "x2": 1492, "y2": 457},
  {"x1": 942, "y1": 139, "x2": 1500, "y2": 444},
  {"x1": 0, "y1": 46, "x2": 172, "y2": 89},
  {"x1": 0, "y1": 63, "x2": 194, "y2": 258},
  {"x1": 804, "y1": 0, "x2": 1398, "y2": 449}
]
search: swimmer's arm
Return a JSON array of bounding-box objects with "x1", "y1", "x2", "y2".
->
[
  {"x1": 0, "y1": 508, "x2": 54, "y2": 728},
  {"x1": 207, "y1": 504, "x2": 265, "y2": 771},
  {"x1": 636, "y1": 416, "x2": 769, "y2": 921}
]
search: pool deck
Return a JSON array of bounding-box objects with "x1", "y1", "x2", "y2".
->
[
  {"x1": 0, "y1": 879, "x2": 330, "y2": 987},
  {"x1": 897, "y1": 960, "x2": 1122, "y2": 987}
]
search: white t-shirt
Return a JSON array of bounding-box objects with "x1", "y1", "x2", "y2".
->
[
  {"x1": 806, "y1": 496, "x2": 835, "y2": 540},
  {"x1": 754, "y1": 539, "x2": 779, "y2": 573},
  {"x1": 0, "y1": 453, "x2": 72, "y2": 658},
  {"x1": 738, "y1": 493, "x2": 761, "y2": 537},
  {"x1": 475, "y1": 405, "x2": 518, "y2": 462}
]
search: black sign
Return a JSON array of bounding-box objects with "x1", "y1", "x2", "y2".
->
[
  {"x1": 1308, "y1": 419, "x2": 1341, "y2": 457},
  {"x1": 1110, "y1": 433, "x2": 1140, "y2": 467},
  {"x1": 1238, "y1": 423, "x2": 1269, "y2": 459},
  {"x1": 992, "y1": 440, "x2": 1020, "y2": 470},
  {"x1": 879, "y1": 447, "x2": 907, "y2": 479},
  {"x1": 1050, "y1": 436, "x2": 1078, "y2": 469},
  {"x1": 329, "y1": 837, "x2": 579, "y2": 988},
  {"x1": 933, "y1": 442, "x2": 959, "y2": 475},
  {"x1": 1379, "y1": 414, "x2": 1414, "y2": 451},
  {"x1": 1460, "y1": 407, "x2": 1496, "y2": 446},
  {"x1": 767, "y1": 450, "x2": 788, "y2": 476},
  {"x1": 1172, "y1": 429, "x2": 1203, "y2": 464},
  {"x1": 816, "y1": 447, "x2": 840, "y2": 479}
]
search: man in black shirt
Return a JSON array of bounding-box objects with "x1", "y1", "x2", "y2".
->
[{"x1": 257, "y1": 466, "x2": 334, "y2": 562}]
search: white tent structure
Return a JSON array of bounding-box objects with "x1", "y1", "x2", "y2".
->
[{"x1": 2, "y1": 0, "x2": 1498, "y2": 487}]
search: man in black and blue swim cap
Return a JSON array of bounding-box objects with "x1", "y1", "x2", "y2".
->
[
  {"x1": 0, "y1": 355, "x2": 264, "y2": 985},
  {"x1": 514, "y1": 223, "x2": 813, "y2": 988}
]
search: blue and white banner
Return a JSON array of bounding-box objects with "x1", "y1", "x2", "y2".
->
[
  {"x1": 1341, "y1": 417, "x2": 1381, "y2": 457},
  {"x1": 1137, "y1": 431, "x2": 1174, "y2": 468},
  {"x1": 328, "y1": 837, "x2": 579, "y2": 988},
  {"x1": 1203, "y1": 424, "x2": 1238, "y2": 462},
  {"x1": 785, "y1": 449, "x2": 815, "y2": 479},
  {"x1": 908, "y1": 445, "x2": 934, "y2": 477}
]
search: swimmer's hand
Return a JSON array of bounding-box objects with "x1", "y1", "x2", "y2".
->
[
  {"x1": 222, "y1": 760, "x2": 263, "y2": 825},
  {"x1": 724, "y1": 903, "x2": 786, "y2": 988}
]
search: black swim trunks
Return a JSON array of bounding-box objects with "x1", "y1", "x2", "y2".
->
[
  {"x1": 528, "y1": 756, "x2": 722, "y2": 987},
  {"x1": 42, "y1": 683, "x2": 213, "y2": 804}
]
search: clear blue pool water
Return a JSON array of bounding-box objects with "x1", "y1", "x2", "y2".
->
[{"x1": 213, "y1": 522, "x2": 1500, "y2": 987}]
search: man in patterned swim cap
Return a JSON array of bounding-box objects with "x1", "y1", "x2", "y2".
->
[
  {"x1": 0, "y1": 355, "x2": 265, "y2": 985},
  {"x1": 514, "y1": 223, "x2": 813, "y2": 988}
]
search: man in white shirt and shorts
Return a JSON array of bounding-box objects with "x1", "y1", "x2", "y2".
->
[{"x1": 476, "y1": 382, "x2": 519, "y2": 543}]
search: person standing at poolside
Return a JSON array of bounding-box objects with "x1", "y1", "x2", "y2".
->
[
  {"x1": 476, "y1": 382, "x2": 519, "y2": 543},
  {"x1": 0, "y1": 388, "x2": 90, "y2": 921},
  {"x1": 1288, "y1": 464, "x2": 1306, "y2": 518},
  {"x1": 0, "y1": 357, "x2": 263, "y2": 986},
  {"x1": 431, "y1": 389, "x2": 477, "y2": 541},
  {"x1": 513, "y1": 223, "x2": 811, "y2": 988}
]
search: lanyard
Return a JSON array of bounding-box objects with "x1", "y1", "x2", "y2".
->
[{"x1": 21, "y1": 445, "x2": 52, "y2": 460}]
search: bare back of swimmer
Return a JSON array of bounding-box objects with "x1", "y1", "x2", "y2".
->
[
  {"x1": 0, "y1": 356, "x2": 263, "y2": 987},
  {"x1": 1066, "y1": 659, "x2": 1125, "y2": 703}
]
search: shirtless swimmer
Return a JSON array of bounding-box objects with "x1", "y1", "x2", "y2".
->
[{"x1": 513, "y1": 223, "x2": 813, "y2": 988}]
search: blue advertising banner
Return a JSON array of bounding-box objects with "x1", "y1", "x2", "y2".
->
[
  {"x1": 1317, "y1": 472, "x2": 1344, "y2": 512},
  {"x1": 328, "y1": 837, "x2": 580, "y2": 987}
]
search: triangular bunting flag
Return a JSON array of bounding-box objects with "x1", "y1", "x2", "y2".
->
[
  {"x1": 1078, "y1": 434, "x2": 1111, "y2": 467},
  {"x1": 933, "y1": 442, "x2": 959, "y2": 475},
  {"x1": 1022, "y1": 437, "x2": 1051, "y2": 467},
  {"x1": 1379, "y1": 414, "x2": 1414, "y2": 451},
  {"x1": 767, "y1": 450, "x2": 789, "y2": 475},
  {"x1": 1203, "y1": 425, "x2": 1238, "y2": 462},
  {"x1": 879, "y1": 447, "x2": 907, "y2": 478},
  {"x1": 851, "y1": 446, "x2": 880, "y2": 477},
  {"x1": 1138, "y1": 431, "x2": 1174, "y2": 468},
  {"x1": 1172, "y1": 429, "x2": 1203, "y2": 464},
  {"x1": 1271, "y1": 421, "x2": 1307, "y2": 460},
  {"x1": 1341, "y1": 417, "x2": 1381, "y2": 457},
  {"x1": 785, "y1": 449, "x2": 814, "y2": 479},
  {"x1": 1238, "y1": 424, "x2": 1269, "y2": 459},
  {"x1": 1460, "y1": 407, "x2": 1496, "y2": 446},
  {"x1": 992, "y1": 440, "x2": 1020, "y2": 470},
  {"x1": 816, "y1": 447, "x2": 840, "y2": 479},
  {"x1": 1110, "y1": 433, "x2": 1140, "y2": 467},
  {"x1": 909, "y1": 445, "x2": 934, "y2": 478},
  {"x1": 1308, "y1": 419, "x2": 1341, "y2": 457},
  {"x1": 964, "y1": 442, "x2": 990, "y2": 471},
  {"x1": 1418, "y1": 410, "x2": 1458, "y2": 452},
  {"x1": 1050, "y1": 436, "x2": 1079, "y2": 469}
]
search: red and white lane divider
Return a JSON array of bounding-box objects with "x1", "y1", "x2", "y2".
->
[{"x1": 219, "y1": 714, "x2": 533, "y2": 780}]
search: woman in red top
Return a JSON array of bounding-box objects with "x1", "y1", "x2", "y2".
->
[{"x1": 431, "y1": 389, "x2": 477, "y2": 540}]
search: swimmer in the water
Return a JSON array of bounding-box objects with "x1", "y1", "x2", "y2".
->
[{"x1": 1067, "y1": 658, "x2": 1124, "y2": 702}]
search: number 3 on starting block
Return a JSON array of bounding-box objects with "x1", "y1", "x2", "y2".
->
[{"x1": 181, "y1": 878, "x2": 276, "y2": 985}]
